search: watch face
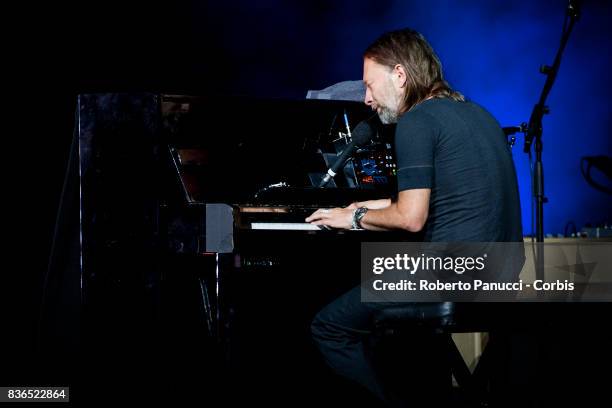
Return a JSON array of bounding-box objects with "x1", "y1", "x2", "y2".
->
[
  {"x1": 355, "y1": 207, "x2": 368, "y2": 227},
  {"x1": 352, "y1": 207, "x2": 366, "y2": 229}
]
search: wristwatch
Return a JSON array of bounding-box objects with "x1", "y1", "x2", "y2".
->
[{"x1": 352, "y1": 207, "x2": 368, "y2": 230}]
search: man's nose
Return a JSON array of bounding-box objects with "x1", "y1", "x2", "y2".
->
[{"x1": 364, "y1": 89, "x2": 373, "y2": 106}]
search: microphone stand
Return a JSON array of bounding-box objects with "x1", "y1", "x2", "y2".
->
[{"x1": 521, "y1": 0, "x2": 580, "y2": 280}]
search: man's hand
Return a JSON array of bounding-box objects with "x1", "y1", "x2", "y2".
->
[{"x1": 305, "y1": 207, "x2": 354, "y2": 230}]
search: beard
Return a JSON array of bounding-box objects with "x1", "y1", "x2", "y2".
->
[
  {"x1": 375, "y1": 83, "x2": 403, "y2": 124},
  {"x1": 377, "y1": 105, "x2": 400, "y2": 124}
]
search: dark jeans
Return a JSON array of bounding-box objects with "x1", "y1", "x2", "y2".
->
[
  {"x1": 311, "y1": 285, "x2": 538, "y2": 407},
  {"x1": 310, "y1": 285, "x2": 402, "y2": 404}
]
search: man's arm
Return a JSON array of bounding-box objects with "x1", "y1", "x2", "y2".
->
[
  {"x1": 305, "y1": 189, "x2": 429, "y2": 231},
  {"x1": 347, "y1": 198, "x2": 392, "y2": 210},
  {"x1": 358, "y1": 188, "x2": 430, "y2": 231}
]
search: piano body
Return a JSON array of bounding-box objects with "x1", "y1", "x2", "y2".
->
[{"x1": 76, "y1": 93, "x2": 420, "y2": 363}]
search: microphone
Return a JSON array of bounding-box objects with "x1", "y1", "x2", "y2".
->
[{"x1": 318, "y1": 117, "x2": 377, "y2": 187}]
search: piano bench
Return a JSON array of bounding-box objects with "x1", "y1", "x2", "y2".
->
[{"x1": 371, "y1": 302, "x2": 498, "y2": 407}]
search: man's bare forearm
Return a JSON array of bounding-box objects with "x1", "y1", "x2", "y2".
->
[
  {"x1": 357, "y1": 189, "x2": 429, "y2": 232},
  {"x1": 357, "y1": 203, "x2": 405, "y2": 231},
  {"x1": 351, "y1": 198, "x2": 392, "y2": 210}
]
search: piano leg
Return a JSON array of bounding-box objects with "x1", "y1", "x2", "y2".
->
[
  {"x1": 197, "y1": 275, "x2": 214, "y2": 337},
  {"x1": 205, "y1": 252, "x2": 237, "y2": 352}
]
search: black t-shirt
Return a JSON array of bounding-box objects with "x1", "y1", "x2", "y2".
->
[{"x1": 394, "y1": 98, "x2": 523, "y2": 242}]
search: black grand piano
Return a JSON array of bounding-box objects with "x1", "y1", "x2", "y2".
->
[
  {"x1": 70, "y1": 93, "x2": 424, "y2": 402},
  {"x1": 77, "y1": 91, "x2": 416, "y2": 334}
]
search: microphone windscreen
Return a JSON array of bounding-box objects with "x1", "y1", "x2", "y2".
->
[{"x1": 351, "y1": 118, "x2": 376, "y2": 146}]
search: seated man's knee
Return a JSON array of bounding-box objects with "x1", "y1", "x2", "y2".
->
[{"x1": 310, "y1": 310, "x2": 329, "y2": 344}]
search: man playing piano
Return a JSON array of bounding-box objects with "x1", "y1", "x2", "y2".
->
[{"x1": 306, "y1": 28, "x2": 523, "y2": 404}]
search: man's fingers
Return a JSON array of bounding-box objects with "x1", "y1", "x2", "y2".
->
[
  {"x1": 305, "y1": 213, "x2": 323, "y2": 222},
  {"x1": 306, "y1": 208, "x2": 332, "y2": 222}
]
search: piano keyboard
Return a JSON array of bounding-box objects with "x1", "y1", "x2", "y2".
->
[
  {"x1": 239, "y1": 206, "x2": 333, "y2": 231},
  {"x1": 250, "y1": 222, "x2": 322, "y2": 231}
]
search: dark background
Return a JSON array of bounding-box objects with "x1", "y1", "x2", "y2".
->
[{"x1": 5, "y1": 0, "x2": 612, "y2": 405}]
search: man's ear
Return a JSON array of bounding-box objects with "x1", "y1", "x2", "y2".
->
[{"x1": 393, "y1": 64, "x2": 407, "y2": 89}]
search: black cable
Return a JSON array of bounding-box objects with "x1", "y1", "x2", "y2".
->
[
  {"x1": 581, "y1": 157, "x2": 612, "y2": 194},
  {"x1": 564, "y1": 221, "x2": 578, "y2": 238}
]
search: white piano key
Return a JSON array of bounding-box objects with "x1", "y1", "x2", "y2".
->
[{"x1": 250, "y1": 222, "x2": 322, "y2": 231}]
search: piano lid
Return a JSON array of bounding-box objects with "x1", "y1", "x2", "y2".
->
[{"x1": 163, "y1": 94, "x2": 396, "y2": 205}]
